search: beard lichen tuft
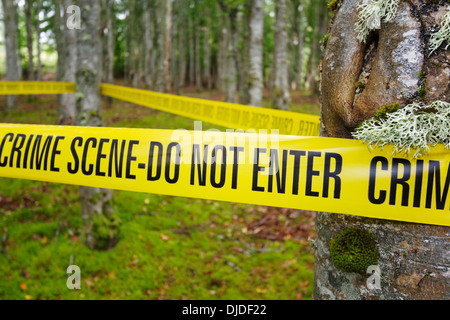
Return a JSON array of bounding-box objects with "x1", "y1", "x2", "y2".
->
[
  {"x1": 352, "y1": 101, "x2": 450, "y2": 158},
  {"x1": 429, "y1": 11, "x2": 450, "y2": 55},
  {"x1": 330, "y1": 228, "x2": 379, "y2": 274},
  {"x1": 355, "y1": 0, "x2": 400, "y2": 43}
]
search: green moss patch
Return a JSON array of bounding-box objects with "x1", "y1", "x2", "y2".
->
[{"x1": 330, "y1": 228, "x2": 379, "y2": 274}]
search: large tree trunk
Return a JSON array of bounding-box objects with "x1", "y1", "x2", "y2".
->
[
  {"x1": 316, "y1": 0, "x2": 450, "y2": 300},
  {"x1": 59, "y1": 0, "x2": 76, "y2": 125},
  {"x1": 247, "y1": 0, "x2": 264, "y2": 107},
  {"x1": 272, "y1": 0, "x2": 290, "y2": 110},
  {"x1": 1, "y1": 0, "x2": 20, "y2": 111},
  {"x1": 76, "y1": 0, "x2": 119, "y2": 251}
]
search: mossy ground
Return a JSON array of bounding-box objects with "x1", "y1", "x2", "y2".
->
[{"x1": 0, "y1": 87, "x2": 319, "y2": 300}]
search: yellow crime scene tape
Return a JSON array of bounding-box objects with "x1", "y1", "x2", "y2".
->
[
  {"x1": 0, "y1": 81, "x2": 76, "y2": 95},
  {"x1": 0, "y1": 123, "x2": 449, "y2": 227},
  {"x1": 100, "y1": 84, "x2": 321, "y2": 136},
  {"x1": 0, "y1": 81, "x2": 321, "y2": 136}
]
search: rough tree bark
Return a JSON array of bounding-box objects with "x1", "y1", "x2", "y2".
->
[
  {"x1": 1, "y1": 0, "x2": 20, "y2": 111},
  {"x1": 247, "y1": 0, "x2": 264, "y2": 107},
  {"x1": 76, "y1": 0, "x2": 119, "y2": 251},
  {"x1": 316, "y1": 0, "x2": 450, "y2": 300},
  {"x1": 272, "y1": 0, "x2": 290, "y2": 110}
]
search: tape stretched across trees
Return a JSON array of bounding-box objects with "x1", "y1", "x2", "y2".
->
[
  {"x1": 0, "y1": 81, "x2": 76, "y2": 95},
  {"x1": 0, "y1": 81, "x2": 321, "y2": 136},
  {"x1": 0, "y1": 123, "x2": 449, "y2": 227},
  {"x1": 100, "y1": 84, "x2": 321, "y2": 136}
]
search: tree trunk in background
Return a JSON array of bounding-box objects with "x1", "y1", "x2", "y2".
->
[
  {"x1": 25, "y1": 0, "x2": 35, "y2": 82},
  {"x1": 237, "y1": 5, "x2": 249, "y2": 105},
  {"x1": 224, "y1": 15, "x2": 237, "y2": 103},
  {"x1": 164, "y1": 0, "x2": 172, "y2": 93},
  {"x1": 307, "y1": 0, "x2": 328, "y2": 93},
  {"x1": 292, "y1": 0, "x2": 304, "y2": 90},
  {"x1": 76, "y1": 0, "x2": 119, "y2": 251},
  {"x1": 194, "y1": 1, "x2": 202, "y2": 93},
  {"x1": 203, "y1": 12, "x2": 212, "y2": 90},
  {"x1": 144, "y1": 0, "x2": 154, "y2": 89},
  {"x1": 130, "y1": 4, "x2": 139, "y2": 88},
  {"x1": 53, "y1": 0, "x2": 65, "y2": 85},
  {"x1": 177, "y1": 0, "x2": 187, "y2": 93},
  {"x1": 247, "y1": 0, "x2": 263, "y2": 107},
  {"x1": 188, "y1": 13, "x2": 195, "y2": 87},
  {"x1": 272, "y1": 0, "x2": 289, "y2": 110},
  {"x1": 316, "y1": 0, "x2": 449, "y2": 300},
  {"x1": 219, "y1": 2, "x2": 239, "y2": 103},
  {"x1": 217, "y1": 22, "x2": 227, "y2": 92},
  {"x1": 1, "y1": 0, "x2": 20, "y2": 111},
  {"x1": 155, "y1": 0, "x2": 165, "y2": 92},
  {"x1": 105, "y1": 0, "x2": 114, "y2": 85},
  {"x1": 36, "y1": 0, "x2": 42, "y2": 81},
  {"x1": 59, "y1": 0, "x2": 77, "y2": 125}
]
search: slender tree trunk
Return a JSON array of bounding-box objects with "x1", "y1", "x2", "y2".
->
[
  {"x1": 296, "y1": 4, "x2": 305, "y2": 90},
  {"x1": 25, "y1": 0, "x2": 35, "y2": 82},
  {"x1": 247, "y1": 0, "x2": 264, "y2": 107},
  {"x1": 155, "y1": 0, "x2": 165, "y2": 92},
  {"x1": 307, "y1": 0, "x2": 328, "y2": 93},
  {"x1": 106, "y1": 0, "x2": 114, "y2": 85},
  {"x1": 36, "y1": 0, "x2": 42, "y2": 81},
  {"x1": 224, "y1": 16, "x2": 237, "y2": 103},
  {"x1": 177, "y1": 0, "x2": 187, "y2": 93},
  {"x1": 144, "y1": 0, "x2": 154, "y2": 89},
  {"x1": 1, "y1": 0, "x2": 20, "y2": 111},
  {"x1": 237, "y1": 5, "x2": 249, "y2": 105},
  {"x1": 76, "y1": 0, "x2": 119, "y2": 251},
  {"x1": 203, "y1": 13, "x2": 212, "y2": 90},
  {"x1": 164, "y1": 0, "x2": 172, "y2": 93},
  {"x1": 54, "y1": 0, "x2": 65, "y2": 110},
  {"x1": 217, "y1": 22, "x2": 227, "y2": 92},
  {"x1": 59, "y1": 0, "x2": 76, "y2": 125},
  {"x1": 272, "y1": 0, "x2": 290, "y2": 110},
  {"x1": 317, "y1": 0, "x2": 449, "y2": 300},
  {"x1": 188, "y1": 13, "x2": 195, "y2": 87}
]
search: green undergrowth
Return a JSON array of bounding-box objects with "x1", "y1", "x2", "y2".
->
[{"x1": 0, "y1": 92, "x2": 317, "y2": 300}]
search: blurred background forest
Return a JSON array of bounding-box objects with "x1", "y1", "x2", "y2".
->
[{"x1": 0, "y1": 0, "x2": 330, "y2": 300}]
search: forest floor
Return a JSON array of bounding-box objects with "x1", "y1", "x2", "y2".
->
[{"x1": 0, "y1": 87, "x2": 319, "y2": 300}]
